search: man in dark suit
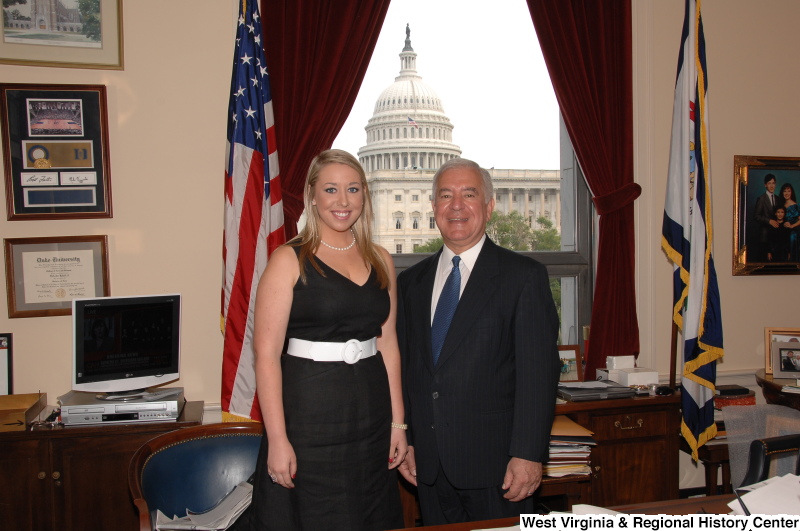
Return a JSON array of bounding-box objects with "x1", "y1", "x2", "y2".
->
[
  {"x1": 396, "y1": 158, "x2": 560, "y2": 525},
  {"x1": 753, "y1": 173, "x2": 778, "y2": 262}
]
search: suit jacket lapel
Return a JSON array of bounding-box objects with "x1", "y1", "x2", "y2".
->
[
  {"x1": 434, "y1": 239, "x2": 500, "y2": 370},
  {"x1": 408, "y1": 250, "x2": 440, "y2": 372}
]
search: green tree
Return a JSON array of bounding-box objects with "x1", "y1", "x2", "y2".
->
[
  {"x1": 531, "y1": 216, "x2": 561, "y2": 251},
  {"x1": 79, "y1": 0, "x2": 102, "y2": 42},
  {"x1": 414, "y1": 237, "x2": 443, "y2": 253},
  {"x1": 486, "y1": 210, "x2": 535, "y2": 251},
  {"x1": 3, "y1": 0, "x2": 28, "y2": 8}
]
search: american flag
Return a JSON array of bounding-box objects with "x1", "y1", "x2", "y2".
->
[
  {"x1": 407, "y1": 116, "x2": 418, "y2": 127},
  {"x1": 661, "y1": 0, "x2": 723, "y2": 459},
  {"x1": 221, "y1": 0, "x2": 284, "y2": 422}
]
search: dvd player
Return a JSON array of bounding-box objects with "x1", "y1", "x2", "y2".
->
[{"x1": 59, "y1": 387, "x2": 185, "y2": 426}]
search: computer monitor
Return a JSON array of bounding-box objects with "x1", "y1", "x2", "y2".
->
[{"x1": 72, "y1": 294, "x2": 181, "y2": 396}]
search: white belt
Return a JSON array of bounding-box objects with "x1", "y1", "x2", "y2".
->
[{"x1": 286, "y1": 337, "x2": 377, "y2": 364}]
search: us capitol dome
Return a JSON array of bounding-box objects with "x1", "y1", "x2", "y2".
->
[{"x1": 358, "y1": 25, "x2": 561, "y2": 253}]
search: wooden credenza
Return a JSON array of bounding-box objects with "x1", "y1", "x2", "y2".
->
[{"x1": 0, "y1": 401, "x2": 204, "y2": 531}]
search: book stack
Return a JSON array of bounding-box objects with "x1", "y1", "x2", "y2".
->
[
  {"x1": 714, "y1": 384, "x2": 756, "y2": 408},
  {"x1": 546, "y1": 415, "x2": 595, "y2": 477}
]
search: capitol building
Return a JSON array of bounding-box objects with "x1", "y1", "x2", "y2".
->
[{"x1": 357, "y1": 26, "x2": 561, "y2": 253}]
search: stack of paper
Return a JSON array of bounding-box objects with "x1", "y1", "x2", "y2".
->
[
  {"x1": 155, "y1": 480, "x2": 253, "y2": 530},
  {"x1": 546, "y1": 416, "x2": 596, "y2": 477},
  {"x1": 728, "y1": 474, "x2": 800, "y2": 515}
]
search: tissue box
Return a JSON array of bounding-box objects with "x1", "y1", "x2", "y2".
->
[
  {"x1": 597, "y1": 368, "x2": 658, "y2": 386},
  {"x1": 0, "y1": 393, "x2": 47, "y2": 432}
]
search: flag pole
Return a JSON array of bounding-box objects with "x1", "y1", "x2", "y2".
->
[{"x1": 669, "y1": 320, "x2": 678, "y2": 389}]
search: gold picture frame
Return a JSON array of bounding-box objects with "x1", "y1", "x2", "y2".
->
[
  {"x1": 733, "y1": 155, "x2": 800, "y2": 275},
  {"x1": 0, "y1": 0, "x2": 123, "y2": 70},
  {"x1": 764, "y1": 327, "x2": 800, "y2": 374},
  {"x1": 4, "y1": 235, "x2": 110, "y2": 318}
]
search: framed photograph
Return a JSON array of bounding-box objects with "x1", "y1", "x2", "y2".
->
[
  {"x1": 0, "y1": 333, "x2": 11, "y2": 395},
  {"x1": 733, "y1": 155, "x2": 800, "y2": 275},
  {"x1": 559, "y1": 345, "x2": 583, "y2": 382},
  {"x1": 1, "y1": 83, "x2": 112, "y2": 220},
  {"x1": 0, "y1": 0, "x2": 123, "y2": 70},
  {"x1": 4, "y1": 235, "x2": 109, "y2": 318},
  {"x1": 764, "y1": 327, "x2": 800, "y2": 374},
  {"x1": 771, "y1": 342, "x2": 800, "y2": 379}
]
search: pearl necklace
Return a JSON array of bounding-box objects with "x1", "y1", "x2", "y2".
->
[{"x1": 320, "y1": 230, "x2": 356, "y2": 251}]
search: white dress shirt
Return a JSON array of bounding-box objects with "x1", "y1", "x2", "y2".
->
[{"x1": 430, "y1": 235, "x2": 486, "y2": 325}]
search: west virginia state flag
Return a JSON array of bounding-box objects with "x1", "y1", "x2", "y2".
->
[{"x1": 661, "y1": 0, "x2": 724, "y2": 460}]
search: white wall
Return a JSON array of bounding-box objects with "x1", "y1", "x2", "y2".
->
[
  {"x1": 1, "y1": 0, "x2": 799, "y2": 434},
  {"x1": 0, "y1": 1, "x2": 238, "y2": 406}
]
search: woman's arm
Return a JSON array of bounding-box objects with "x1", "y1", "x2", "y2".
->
[
  {"x1": 253, "y1": 245, "x2": 299, "y2": 488},
  {"x1": 376, "y1": 246, "x2": 408, "y2": 469}
]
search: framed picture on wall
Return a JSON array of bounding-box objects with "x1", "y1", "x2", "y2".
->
[
  {"x1": 4, "y1": 235, "x2": 110, "y2": 318},
  {"x1": 733, "y1": 155, "x2": 800, "y2": 275},
  {"x1": 0, "y1": 333, "x2": 11, "y2": 395},
  {"x1": 764, "y1": 327, "x2": 800, "y2": 374},
  {"x1": 0, "y1": 84, "x2": 113, "y2": 220},
  {"x1": 0, "y1": 0, "x2": 123, "y2": 70}
]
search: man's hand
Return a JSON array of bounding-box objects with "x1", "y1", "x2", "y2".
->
[
  {"x1": 501, "y1": 457, "x2": 542, "y2": 502},
  {"x1": 398, "y1": 445, "x2": 418, "y2": 486}
]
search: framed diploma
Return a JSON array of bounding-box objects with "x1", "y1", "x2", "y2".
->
[
  {"x1": 0, "y1": 84, "x2": 112, "y2": 220},
  {"x1": 4, "y1": 235, "x2": 110, "y2": 318}
]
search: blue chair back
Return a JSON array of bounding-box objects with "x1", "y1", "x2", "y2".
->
[{"x1": 129, "y1": 423, "x2": 263, "y2": 531}]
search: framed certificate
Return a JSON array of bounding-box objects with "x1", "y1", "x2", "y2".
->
[
  {"x1": 4, "y1": 235, "x2": 110, "y2": 318},
  {"x1": 1, "y1": 84, "x2": 112, "y2": 220}
]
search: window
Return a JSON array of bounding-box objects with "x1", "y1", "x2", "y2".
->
[{"x1": 332, "y1": 2, "x2": 593, "y2": 344}]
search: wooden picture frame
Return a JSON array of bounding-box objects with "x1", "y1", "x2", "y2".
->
[
  {"x1": 0, "y1": 83, "x2": 113, "y2": 220},
  {"x1": 764, "y1": 327, "x2": 800, "y2": 375},
  {"x1": 0, "y1": 0, "x2": 123, "y2": 70},
  {"x1": 559, "y1": 345, "x2": 583, "y2": 382},
  {"x1": 771, "y1": 342, "x2": 800, "y2": 379},
  {"x1": 733, "y1": 155, "x2": 800, "y2": 275},
  {"x1": 4, "y1": 235, "x2": 110, "y2": 318},
  {"x1": 0, "y1": 333, "x2": 11, "y2": 395}
]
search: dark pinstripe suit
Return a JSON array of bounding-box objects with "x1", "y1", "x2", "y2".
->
[{"x1": 397, "y1": 237, "x2": 560, "y2": 491}]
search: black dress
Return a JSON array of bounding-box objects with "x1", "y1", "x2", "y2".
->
[{"x1": 240, "y1": 251, "x2": 404, "y2": 531}]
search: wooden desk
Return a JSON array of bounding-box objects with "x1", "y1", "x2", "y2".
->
[
  {"x1": 755, "y1": 369, "x2": 800, "y2": 410},
  {"x1": 0, "y1": 400, "x2": 204, "y2": 531},
  {"x1": 394, "y1": 495, "x2": 737, "y2": 530}
]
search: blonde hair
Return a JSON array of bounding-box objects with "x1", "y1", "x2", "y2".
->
[{"x1": 290, "y1": 149, "x2": 389, "y2": 288}]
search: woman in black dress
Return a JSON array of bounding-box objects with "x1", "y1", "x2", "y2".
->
[{"x1": 245, "y1": 149, "x2": 406, "y2": 530}]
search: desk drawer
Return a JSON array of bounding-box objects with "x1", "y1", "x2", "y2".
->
[{"x1": 590, "y1": 410, "x2": 668, "y2": 440}]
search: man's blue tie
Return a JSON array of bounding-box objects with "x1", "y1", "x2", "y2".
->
[{"x1": 431, "y1": 256, "x2": 461, "y2": 365}]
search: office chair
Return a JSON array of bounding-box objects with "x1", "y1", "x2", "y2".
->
[
  {"x1": 128, "y1": 422, "x2": 263, "y2": 531},
  {"x1": 739, "y1": 433, "x2": 800, "y2": 488}
]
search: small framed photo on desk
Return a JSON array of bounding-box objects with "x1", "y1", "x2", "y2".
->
[
  {"x1": 0, "y1": 333, "x2": 10, "y2": 394},
  {"x1": 772, "y1": 342, "x2": 800, "y2": 379},
  {"x1": 559, "y1": 345, "x2": 583, "y2": 382}
]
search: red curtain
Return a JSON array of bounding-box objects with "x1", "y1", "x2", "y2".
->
[
  {"x1": 527, "y1": 0, "x2": 640, "y2": 380},
  {"x1": 260, "y1": 0, "x2": 392, "y2": 237}
]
